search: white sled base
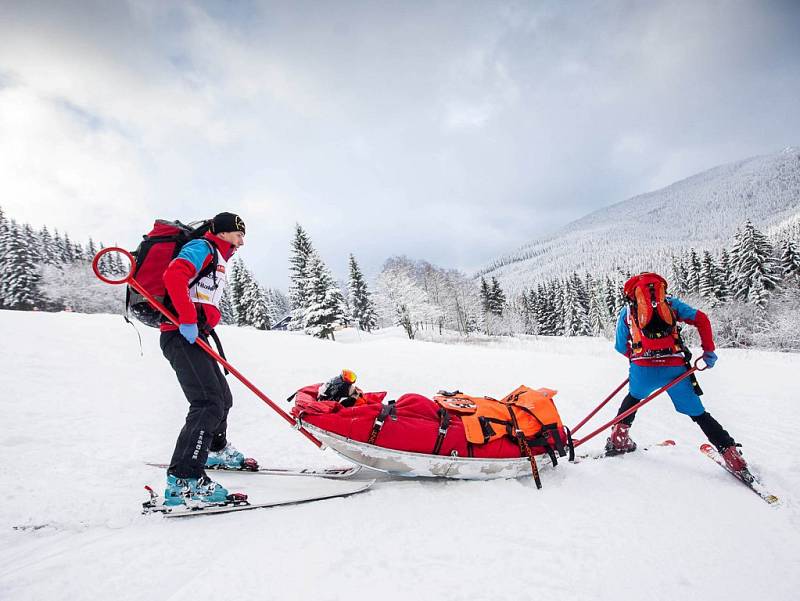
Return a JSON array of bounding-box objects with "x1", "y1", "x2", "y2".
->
[{"x1": 302, "y1": 423, "x2": 537, "y2": 480}]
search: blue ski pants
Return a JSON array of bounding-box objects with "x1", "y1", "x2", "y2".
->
[{"x1": 629, "y1": 363, "x2": 705, "y2": 417}]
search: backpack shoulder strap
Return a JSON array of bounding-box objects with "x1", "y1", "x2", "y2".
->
[{"x1": 187, "y1": 239, "x2": 218, "y2": 288}]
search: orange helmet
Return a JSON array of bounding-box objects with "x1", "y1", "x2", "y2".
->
[{"x1": 320, "y1": 369, "x2": 359, "y2": 402}]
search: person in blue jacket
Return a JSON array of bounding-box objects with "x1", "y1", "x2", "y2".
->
[{"x1": 608, "y1": 272, "x2": 748, "y2": 473}]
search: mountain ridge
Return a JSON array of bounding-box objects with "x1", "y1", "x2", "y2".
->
[{"x1": 480, "y1": 147, "x2": 800, "y2": 293}]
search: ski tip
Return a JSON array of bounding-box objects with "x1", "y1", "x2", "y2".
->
[
  {"x1": 662, "y1": 439, "x2": 676, "y2": 446},
  {"x1": 699, "y1": 443, "x2": 714, "y2": 452}
]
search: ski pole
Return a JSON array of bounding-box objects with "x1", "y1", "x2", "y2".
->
[
  {"x1": 570, "y1": 377, "x2": 629, "y2": 436},
  {"x1": 92, "y1": 247, "x2": 323, "y2": 449},
  {"x1": 572, "y1": 359, "x2": 707, "y2": 449}
]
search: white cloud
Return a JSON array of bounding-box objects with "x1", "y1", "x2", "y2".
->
[
  {"x1": 443, "y1": 102, "x2": 494, "y2": 130},
  {"x1": 0, "y1": 85, "x2": 153, "y2": 245},
  {"x1": 0, "y1": 0, "x2": 798, "y2": 289}
]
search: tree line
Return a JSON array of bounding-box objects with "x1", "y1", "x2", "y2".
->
[
  {"x1": 3, "y1": 203, "x2": 799, "y2": 350},
  {"x1": 370, "y1": 219, "x2": 800, "y2": 351},
  {"x1": 0, "y1": 205, "x2": 124, "y2": 312},
  {"x1": 220, "y1": 258, "x2": 290, "y2": 330}
]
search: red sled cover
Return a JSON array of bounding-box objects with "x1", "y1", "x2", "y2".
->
[{"x1": 291, "y1": 385, "x2": 567, "y2": 460}]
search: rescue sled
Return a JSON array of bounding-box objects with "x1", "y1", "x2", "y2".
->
[
  {"x1": 303, "y1": 423, "x2": 542, "y2": 479},
  {"x1": 291, "y1": 384, "x2": 574, "y2": 486}
]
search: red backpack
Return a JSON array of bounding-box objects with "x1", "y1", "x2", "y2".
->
[
  {"x1": 623, "y1": 273, "x2": 683, "y2": 359},
  {"x1": 127, "y1": 219, "x2": 214, "y2": 327}
]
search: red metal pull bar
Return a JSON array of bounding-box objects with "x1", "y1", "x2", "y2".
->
[
  {"x1": 570, "y1": 377, "x2": 629, "y2": 436},
  {"x1": 92, "y1": 247, "x2": 322, "y2": 448},
  {"x1": 572, "y1": 359, "x2": 707, "y2": 449}
]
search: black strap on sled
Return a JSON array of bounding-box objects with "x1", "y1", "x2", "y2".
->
[
  {"x1": 478, "y1": 416, "x2": 497, "y2": 444},
  {"x1": 368, "y1": 401, "x2": 396, "y2": 445},
  {"x1": 478, "y1": 416, "x2": 519, "y2": 444},
  {"x1": 507, "y1": 406, "x2": 542, "y2": 489},
  {"x1": 510, "y1": 404, "x2": 568, "y2": 466},
  {"x1": 543, "y1": 424, "x2": 566, "y2": 459},
  {"x1": 526, "y1": 425, "x2": 560, "y2": 467},
  {"x1": 524, "y1": 432, "x2": 556, "y2": 467},
  {"x1": 432, "y1": 408, "x2": 450, "y2": 455},
  {"x1": 477, "y1": 412, "x2": 561, "y2": 468},
  {"x1": 564, "y1": 426, "x2": 575, "y2": 462}
]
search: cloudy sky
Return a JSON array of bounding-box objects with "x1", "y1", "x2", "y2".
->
[{"x1": 1, "y1": 1, "x2": 799, "y2": 288}]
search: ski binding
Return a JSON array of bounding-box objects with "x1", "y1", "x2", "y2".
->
[
  {"x1": 141, "y1": 480, "x2": 374, "y2": 518},
  {"x1": 574, "y1": 439, "x2": 676, "y2": 462}
]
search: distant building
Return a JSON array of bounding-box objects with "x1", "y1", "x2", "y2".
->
[{"x1": 271, "y1": 314, "x2": 292, "y2": 331}]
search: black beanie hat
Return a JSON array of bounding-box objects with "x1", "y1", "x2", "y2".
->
[{"x1": 212, "y1": 212, "x2": 246, "y2": 235}]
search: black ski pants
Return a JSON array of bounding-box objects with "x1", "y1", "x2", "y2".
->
[{"x1": 161, "y1": 330, "x2": 232, "y2": 479}]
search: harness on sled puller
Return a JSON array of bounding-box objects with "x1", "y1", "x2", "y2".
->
[
  {"x1": 624, "y1": 272, "x2": 702, "y2": 396},
  {"x1": 625, "y1": 272, "x2": 682, "y2": 360}
]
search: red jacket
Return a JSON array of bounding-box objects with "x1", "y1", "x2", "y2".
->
[{"x1": 160, "y1": 232, "x2": 236, "y2": 332}]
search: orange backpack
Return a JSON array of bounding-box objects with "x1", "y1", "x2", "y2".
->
[
  {"x1": 623, "y1": 273, "x2": 684, "y2": 360},
  {"x1": 434, "y1": 386, "x2": 570, "y2": 464}
]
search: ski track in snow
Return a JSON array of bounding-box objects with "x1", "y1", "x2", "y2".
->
[{"x1": 1, "y1": 311, "x2": 799, "y2": 601}]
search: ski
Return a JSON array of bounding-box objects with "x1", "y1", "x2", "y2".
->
[
  {"x1": 144, "y1": 463, "x2": 362, "y2": 479},
  {"x1": 574, "y1": 439, "x2": 676, "y2": 462},
  {"x1": 699, "y1": 444, "x2": 779, "y2": 506},
  {"x1": 142, "y1": 479, "x2": 374, "y2": 518}
]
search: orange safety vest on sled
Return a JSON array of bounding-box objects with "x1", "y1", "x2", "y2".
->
[{"x1": 434, "y1": 386, "x2": 564, "y2": 446}]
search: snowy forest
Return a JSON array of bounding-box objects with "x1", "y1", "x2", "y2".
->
[
  {"x1": 1, "y1": 204, "x2": 799, "y2": 351},
  {"x1": 287, "y1": 219, "x2": 800, "y2": 351},
  {"x1": 511, "y1": 219, "x2": 800, "y2": 350}
]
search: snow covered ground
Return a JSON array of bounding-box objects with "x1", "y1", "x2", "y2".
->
[{"x1": 1, "y1": 310, "x2": 799, "y2": 601}]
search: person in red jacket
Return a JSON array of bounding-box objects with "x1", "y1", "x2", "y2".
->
[
  {"x1": 609, "y1": 272, "x2": 749, "y2": 474},
  {"x1": 160, "y1": 212, "x2": 257, "y2": 506}
]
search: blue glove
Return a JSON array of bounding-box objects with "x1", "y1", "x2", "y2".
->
[
  {"x1": 703, "y1": 350, "x2": 717, "y2": 369},
  {"x1": 179, "y1": 323, "x2": 199, "y2": 344}
]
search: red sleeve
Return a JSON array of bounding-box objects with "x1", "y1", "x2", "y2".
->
[
  {"x1": 684, "y1": 310, "x2": 715, "y2": 352},
  {"x1": 163, "y1": 258, "x2": 198, "y2": 324}
]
